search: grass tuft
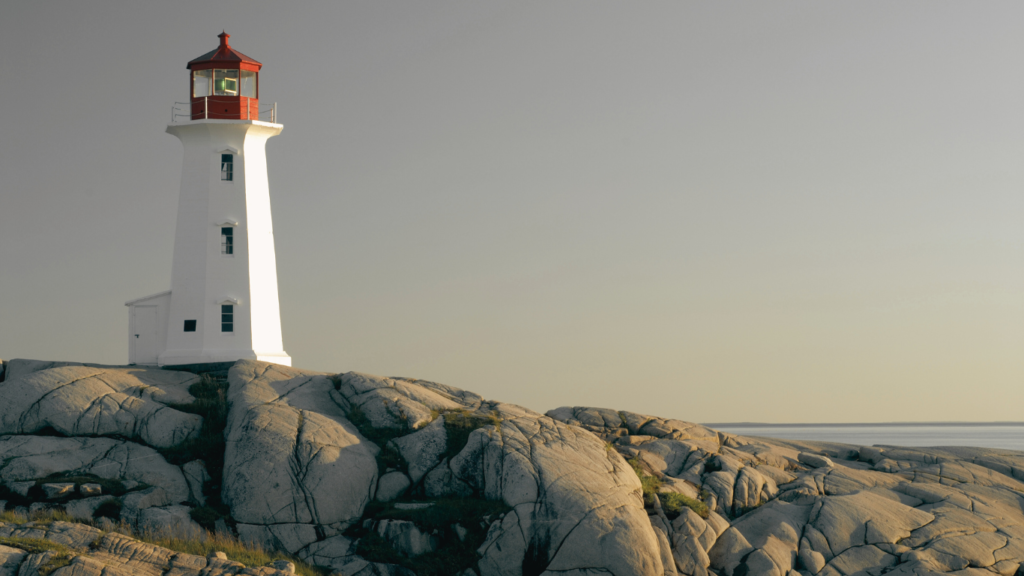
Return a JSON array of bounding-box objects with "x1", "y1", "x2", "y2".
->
[
  {"x1": 0, "y1": 538, "x2": 74, "y2": 575},
  {"x1": 136, "y1": 530, "x2": 329, "y2": 576},
  {"x1": 659, "y1": 491, "x2": 710, "y2": 519},
  {"x1": 0, "y1": 509, "x2": 327, "y2": 576},
  {"x1": 627, "y1": 456, "x2": 662, "y2": 507},
  {"x1": 0, "y1": 509, "x2": 91, "y2": 526},
  {"x1": 442, "y1": 409, "x2": 502, "y2": 461}
]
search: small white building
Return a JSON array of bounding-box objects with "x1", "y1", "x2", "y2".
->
[{"x1": 126, "y1": 32, "x2": 290, "y2": 367}]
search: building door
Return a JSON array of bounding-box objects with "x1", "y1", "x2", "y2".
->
[{"x1": 133, "y1": 306, "x2": 159, "y2": 365}]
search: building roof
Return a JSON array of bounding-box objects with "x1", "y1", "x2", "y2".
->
[
  {"x1": 124, "y1": 290, "x2": 171, "y2": 307},
  {"x1": 187, "y1": 32, "x2": 262, "y2": 71}
]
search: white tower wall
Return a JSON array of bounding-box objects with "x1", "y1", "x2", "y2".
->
[{"x1": 158, "y1": 119, "x2": 290, "y2": 366}]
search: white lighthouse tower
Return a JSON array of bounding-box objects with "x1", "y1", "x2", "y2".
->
[{"x1": 126, "y1": 32, "x2": 290, "y2": 367}]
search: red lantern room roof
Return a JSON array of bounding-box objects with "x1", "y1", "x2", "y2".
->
[{"x1": 187, "y1": 32, "x2": 262, "y2": 72}]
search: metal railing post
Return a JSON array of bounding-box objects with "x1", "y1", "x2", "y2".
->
[{"x1": 205, "y1": 96, "x2": 208, "y2": 120}]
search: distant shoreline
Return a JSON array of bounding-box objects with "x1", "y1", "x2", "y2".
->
[{"x1": 703, "y1": 421, "x2": 1024, "y2": 428}]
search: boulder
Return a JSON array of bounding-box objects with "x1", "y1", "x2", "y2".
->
[
  {"x1": 424, "y1": 458, "x2": 473, "y2": 498},
  {"x1": 121, "y1": 487, "x2": 171, "y2": 526},
  {"x1": 0, "y1": 545, "x2": 25, "y2": 576},
  {"x1": 182, "y1": 460, "x2": 210, "y2": 506},
  {"x1": 271, "y1": 560, "x2": 296, "y2": 574},
  {"x1": 138, "y1": 505, "x2": 204, "y2": 539},
  {"x1": 0, "y1": 435, "x2": 189, "y2": 502},
  {"x1": 826, "y1": 545, "x2": 897, "y2": 575},
  {"x1": 79, "y1": 483, "x2": 102, "y2": 497},
  {"x1": 6, "y1": 481, "x2": 32, "y2": 497},
  {"x1": 297, "y1": 535, "x2": 356, "y2": 571},
  {"x1": 42, "y1": 482, "x2": 74, "y2": 499},
  {"x1": 0, "y1": 364, "x2": 202, "y2": 449},
  {"x1": 375, "y1": 471, "x2": 411, "y2": 502},
  {"x1": 389, "y1": 416, "x2": 447, "y2": 483},
  {"x1": 223, "y1": 361, "x2": 379, "y2": 547},
  {"x1": 469, "y1": 412, "x2": 667, "y2": 576},
  {"x1": 708, "y1": 500, "x2": 811, "y2": 575},
  {"x1": 63, "y1": 496, "x2": 111, "y2": 521},
  {"x1": 333, "y1": 372, "x2": 464, "y2": 431},
  {"x1": 798, "y1": 453, "x2": 834, "y2": 469},
  {"x1": 810, "y1": 491, "x2": 934, "y2": 556}
]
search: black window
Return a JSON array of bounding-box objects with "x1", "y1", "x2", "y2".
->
[
  {"x1": 221, "y1": 227, "x2": 234, "y2": 255},
  {"x1": 221, "y1": 154, "x2": 233, "y2": 181},
  {"x1": 221, "y1": 305, "x2": 234, "y2": 333},
  {"x1": 183, "y1": 320, "x2": 197, "y2": 332}
]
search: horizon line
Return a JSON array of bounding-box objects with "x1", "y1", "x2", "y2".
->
[{"x1": 702, "y1": 421, "x2": 1024, "y2": 428}]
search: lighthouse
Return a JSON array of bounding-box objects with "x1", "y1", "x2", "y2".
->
[{"x1": 125, "y1": 32, "x2": 291, "y2": 367}]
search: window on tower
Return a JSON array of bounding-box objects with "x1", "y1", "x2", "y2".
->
[
  {"x1": 221, "y1": 305, "x2": 234, "y2": 333},
  {"x1": 221, "y1": 154, "x2": 233, "y2": 181},
  {"x1": 184, "y1": 320, "x2": 197, "y2": 332},
  {"x1": 221, "y1": 227, "x2": 234, "y2": 255},
  {"x1": 214, "y1": 69, "x2": 239, "y2": 96}
]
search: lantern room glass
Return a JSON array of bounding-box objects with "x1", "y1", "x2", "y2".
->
[
  {"x1": 193, "y1": 69, "x2": 256, "y2": 98},
  {"x1": 240, "y1": 71, "x2": 256, "y2": 98},
  {"x1": 214, "y1": 69, "x2": 239, "y2": 96},
  {"x1": 193, "y1": 70, "x2": 212, "y2": 97}
]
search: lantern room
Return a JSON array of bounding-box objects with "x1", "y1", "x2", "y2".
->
[{"x1": 188, "y1": 32, "x2": 262, "y2": 121}]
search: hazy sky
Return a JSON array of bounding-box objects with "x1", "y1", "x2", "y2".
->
[{"x1": 1, "y1": 2, "x2": 1021, "y2": 423}]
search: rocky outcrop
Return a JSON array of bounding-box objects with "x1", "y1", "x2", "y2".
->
[
  {"x1": 223, "y1": 361, "x2": 668, "y2": 575},
  {"x1": 222, "y1": 361, "x2": 381, "y2": 554},
  {"x1": 2, "y1": 359, "x2": 1024, "y2": 576},
  {"x1": 0, "y1": 362, "x2": 202, "y2": 448},
  {"x1": 548, "y1": 406, "x2": 1024, "y2": 576}
]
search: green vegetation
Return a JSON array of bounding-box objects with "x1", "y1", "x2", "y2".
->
[
  {"x1": 442, "y1": 409, "x2": 502, "y2": 461},
  {"x1": 348, "y1": 498, "x2": 511, "y2": 576},
  {"x1": 163, "y1": 374, "x2": 232, "y2": 529},
  {"x1": 0, "y1": 538, "x2": 74, "y2": 575},
  {"x1": 627, "y1": 456, "x2": 662, "y2": 507},
  {"x1": 0, "y1": 509, "x2": 328, "y2": 576},
  {"x1": 659, "y1": 491, "x2": 710, "y2": 519},
  {"x1": 137, "y1": 531, "x2": 329, "y2": 576},
  {"x1": 626, "y1": 455, "x2": 710, "y2": 518},
  {"x1": 0, "y1": 532, "x2": 73, "y2": 553},
  {"x1": 0, "y1": 509, "x2": 87, "y2": 526}
]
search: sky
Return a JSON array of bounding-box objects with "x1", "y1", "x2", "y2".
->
[{"x1": 1, "y1": 1, "x2": 1021, "y2": 424}]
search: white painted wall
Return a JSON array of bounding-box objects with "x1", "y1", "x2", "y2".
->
[
  {"x1": 125, "y1": 290, "x2": 170, "y2": 365},
  {"x1": 155, "y1": 119, "x2": 291, "y2": 366}
]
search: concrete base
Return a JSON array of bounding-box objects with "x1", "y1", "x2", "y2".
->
[{"x1": 159, "y1": 348, "x2": 290, "y2": 367}]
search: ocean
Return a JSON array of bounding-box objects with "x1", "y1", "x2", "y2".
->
[{"x1": 706, "y1": 423, "x2": 1024, "y2": 452}]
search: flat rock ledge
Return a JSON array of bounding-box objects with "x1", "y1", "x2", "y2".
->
[{"x1": 0, "y1": 520, "x2": 295, "y2": 575}]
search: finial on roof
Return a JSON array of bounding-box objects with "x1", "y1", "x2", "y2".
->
[{"x1": 218, "y1": 31, "x2": 230, "y2": 48}]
